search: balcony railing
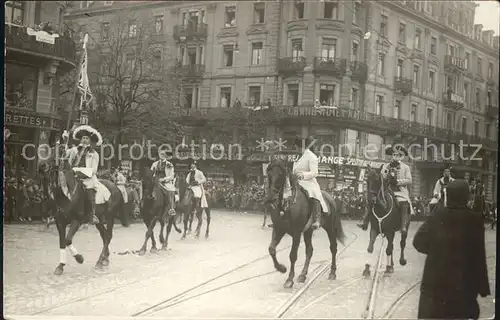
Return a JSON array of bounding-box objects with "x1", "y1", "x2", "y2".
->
[
  {"x1": 444, "y1": 55, "x2": 465, "y2": 73},
  {"x1": 277, "y1": 57, "x2": 306, "y2": 75},
  {"x1": 5, "y1": 23, "x2": 77, "y2": 66},
  {"x1": 350, "y1": 61, "x2": 367, "y2": 84},
  {"x1": 394, "y1": 77, "x2": 413, "y2": 95},
  {"x1": 442, "y1": 90, "x2": 465, "y2": 110},
  {"x1": 173, "y1": 23, "x2": 208, "y2": 41},
  {"x1": 486, "y1": 104, "x2": 499, "y2": 119},
  {"x1": 174, "y1": 64, "x2": 205, "y2": 80},
  {"x1": 312, "y1": 57, "x2": 346, "y2": 77}
]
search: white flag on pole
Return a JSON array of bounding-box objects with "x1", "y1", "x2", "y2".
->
[
  {"x1": 364, "y1": 32, "x2": 371, "y2": 40},
  {"x1": 77, "y1": 33, "x2": 94, "y2": 109}
]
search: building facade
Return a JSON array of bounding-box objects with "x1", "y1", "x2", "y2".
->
[
  {"x1": 66, "y1": 0, "x2": 498, "y2": 200},
  {"x1": 5, "y1": 1, "x2": 77, "y2": 176}
]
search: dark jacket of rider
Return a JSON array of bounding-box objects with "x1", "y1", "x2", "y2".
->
[{"x1": 413, "y1": 179, "x2": 490, "y2": 320}]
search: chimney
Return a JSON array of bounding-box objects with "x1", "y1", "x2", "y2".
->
[
  {"x1": 474, "y1": 24, "x2": 483, "y2": 40},
  {"x1": 494, "y1": 36, "x2": 499, "y2": 49},
  {"x1": 482, "y1": 30, "x2": 494, "y2": 46}
]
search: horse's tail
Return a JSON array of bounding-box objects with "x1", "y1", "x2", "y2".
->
[{"x1": 333, "y1": 206, "x2": 346, "y2": 245}]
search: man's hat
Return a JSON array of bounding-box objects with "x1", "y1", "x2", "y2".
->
[
  {"x1": 441, "y1": 163, "x2": 453, "y2": 173},
  {"x1": 73, "y1": 125, "x2": 103, "y2": 146},
  {"x1": 188, "y1": 158, "x2": 198, "y2": 166},
  {"x1": 384, "y1": 144, "x2": 408, "y2": 156}
]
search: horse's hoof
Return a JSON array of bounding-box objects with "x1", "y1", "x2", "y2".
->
[
  {"x1": 328, "y1": 272, "x2": 337, "y2": 280},
  {"x1": 181, "y1": 235, "x2": 186, "y2": 240},
  {"x1": 150, "y1": 248, "x2": 158, "y2": 254},
  {"x1": 276, "y1": 264, "x2": 287, "y2": 274},
  {"x1": 385, "y1": 265, "x2": 394, "y2": 274},
  {"x1": 362, "y1": 264, "x2": 371, "y2": 278},
  {"x1": 205, "y1": 234, "x2": 209, "y2": 239},
  {"x1": 399, "y1": 258, "x2": 407, "y2": 266},
  {"x1": 161, "y1": 246, "x2": 168, "y2": 251},
  {"x1": 159, "y1": 237, "x2": 165, "y2": 244},
  {"x1": 54, "y1": 264, "x2": 64, "y2": 275},
  {"x1": 101, "y1": 258, "x2": 109, "y2": 266},
  {"x1": 138, "y1": 249, "x2": 146, "y2": 256},
  {"x1": 367, "y1": 245, "x2": 374, "y2": 254},
  {"x1": 283, "y1": 280, "x2": 294, "y2": 289},
  {"x1": 297, "y1": 274, "x2": 307, "y2": 283},
  {"x1": 74, "y1": 254, "x2": 84, "y2": 264},
  {"x1": 95, "y1": 262, "x2": 104, "y2": 270}
]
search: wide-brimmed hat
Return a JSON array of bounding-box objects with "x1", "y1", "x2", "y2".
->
[
  {"x1": 384, "y1": 144, "x2": 408, "y2": 156},
  {"x1": 72, "y1": 125, "x2": 103, "y2": 146}
]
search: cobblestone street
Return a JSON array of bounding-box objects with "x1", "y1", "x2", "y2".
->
[{"x1": 4, "y1": 211, "x2": 496, "y2": 318}]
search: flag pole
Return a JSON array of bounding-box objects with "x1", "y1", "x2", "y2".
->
[{"x1": 65, "y1": 34, "x2": 88, "y2": 132}]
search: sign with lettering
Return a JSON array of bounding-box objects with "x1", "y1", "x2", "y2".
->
[
  {"x1": 5, "y1": 110, "x2": 62, "y2": 130},
  {"x1": 247, "y1": 153, "x2": 385, "y2": 168},
  {"x1": 274, "y1": 106, "x2": 338, "y2": 117}
]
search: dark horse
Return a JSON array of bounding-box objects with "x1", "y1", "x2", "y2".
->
[
  {"x1": 39, "y1": 146, "x2": 128, "y2": 275},
  {"x1": 364, "y1": 165, "x2": 410, "y2": 275},
  {"x1": 138, "y1": 169, "x2": 181, "y2": 255},
  {"x1": 178, "y1": 185, "x2": 212, "y2": 239},
  {"x1": 266, "y1": 159, "x2": 345, "y2": 288}
]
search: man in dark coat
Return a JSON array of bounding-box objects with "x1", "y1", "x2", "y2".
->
[{"x1": 413, "y1": 179, "x2": 490, "y2": 319}]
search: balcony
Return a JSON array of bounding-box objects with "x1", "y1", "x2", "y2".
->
[
  {"x1": 312, "y1": 57, "x2": 346, "y2": 78},
  {"x1": 444, "y1": 55, "x2": 465, "y2": 73},
  {"x1": 394, "y1": 77, "x2": 413, "y2": 95},
  {"x1": 486, "y1": 104, "x2": 499, "y2": 119},
  {"x1": 442, "y1": 90, "x2": 465, "y2": 110},
  {"x1": 174, "y1": 64, "x2": 205, "y2": 81},
  {"x1": 173, "y1": 23, "x2": 208, "y2": 42},
  {"x1": 350, "y1": 61, "x2": 367, "y2": 84},
  {"x1": 277, "y1": 57, "x2": 306, "y2": 75},
  {"x1": 5, "y1": 23, "x2": 77, "y2": 69}
]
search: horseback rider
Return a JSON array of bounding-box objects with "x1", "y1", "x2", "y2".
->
[
  {"x1": 150, "y1": 149, "x2": 176, "y2": 216},
  {"x1": 67, "y1": 125, "x2": 108, "y2": 225},
  {"x1": 430, "y1": 164, "x2": 454, "y2": 207},
  {"x1": 185, "y1": 160, "x2": 207, "y2": 212},
  {"x1": 293, "y1": 136, "x2": 328, "y2": 230},
  {"x1": 358, "y1": 144, "x2": 413, "y2": 233}
]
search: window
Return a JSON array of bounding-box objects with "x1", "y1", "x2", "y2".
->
[
  {"x1": 415, "y1": 28, "x2": 421, "y2": 49},
  {"x1": 396, "y1": 59, "x2": 403, "y2": 78},
  {"x1": 5, "y1": 1, "x2": 25, "y2": 24},
  {"x1": 353, "y1": 2, "x2": 361, "y2": 24},
  {"x1": 446, "y1": 112, "x2": 453, "y2": 129},
  {"x1": 128, "y1": 21, "x2": 137, "y2": 38},
  {"x1": 446, "y1": 75, "x2": 457, "y2": 92},
  {"x1": 475, "y1": 88, "x2": 481, "y2": 107},
  {"x1": 251, "y1": 42, "x2": 263, "y2": 65},
  {"x1": 394, "y1": 100, "x2": 401, "y2": 119},
  {"x1": 485, "y1": 123, "x2": 491, "y2": 139},
  {"x1": 380, "y1": 14, "x2": 388, "y2": 37},
  {"x1": 413, "y1": 65, "x2": 420, "y2": 87},
  {"x1": 254, "y1": 3, "x2": 265, "y2": 24},
  {"x1": 411, "y1": 104, "x2": 417, "y2": 122},
  {"x1": 448, "y1": 44, "x2": 455, "y2": 56},
  {"x1": 5, "y1": 63, "x2": 38, "y2": 109},
  {"x1": 477, "y1": 57, "x2": 482, "y2": 74},
  {"x1": 487, "y1": 90, "x2": 492, "y2": 106},
  {"x1": 426, "y1": 108, "x2": 433, "y2": 126},
  {"x1": 321, "y1": 38, "x2": 336, "y2": 60},
  {"x1": 154, "y1": 15, "x2": 163, "y2": 34},
  {"x1": 186, "y1": 47, "x2": 197, "y2": 65},
  {"x1": 292, "y1": 39, "x2": 304, "y2": 59},
  {"x1": 377, "y1": 53, "x2": 385, "y2": 75},
  {"x1": 474, "y1": 120, "x2": 480, "y2": 136},
  {"x1": 488, "y1": 62, "x2": 493, "y2": 78},
  {"x1": 398, "y1": 22, "x2": 406, "y2": 43},
  {"x1": 100, "y1": 22, "x2": 109, "y2": 40},
  {"x1": 464, "y1": 82, "x2": 469, "y2": 103},
  {"x1": 248, "y1": 85, "x2": 261, "y2": 106},
  {"x1": 183, "y1": 10, "x2": 205, "y2": 29},
  {"x1": 225, "y1": 6, "x2": 236, "y2": 27},
  {"x1": 465, "y1": 52, "x2": 470, "y2": 69},
  {"x1": 287, "y1": 84, "x2": 299, "y2": 106},
  {"x1": 351, "y1": 41, "x2": 359, "y2": 61},
  {"x1": 184, "y1": 87, "x2": 194, "y2": 109},
  {"x1": 428, "y1": 70, "x2": 435, "y2": 92},
  {"x1": 430, "y1": 37, "x2": 437, "y2": 54},
  {"x1": 319, "y1": 84, "x2": 335, "y2": 106},
  {"x1": 220, "y1": 87, "x2": 232, "y2": 107},
  {"x1": 324, "y1": 1, "x2": 339, "y2": 19},
  {"x1": 461, "y1": 117, "x2": 467, "y2": 133},
  {"x1": 375, "y1": 95, "x2": 383, "y2": 115},
  {"x1": 351, "y1": 88, "x2": 358, "y2": 109},
  {"x1": 294, "y1": 0, "x2": 304, "y2": 19},
  {"x1": 223, "y1": 45, "x2": 234, "y2": 67}
]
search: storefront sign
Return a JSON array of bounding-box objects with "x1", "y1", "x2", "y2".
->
[
  {"x1": 5, "y1": 110, "x2": 62, "y2": 130},
  {"x1": 318, "y1": 156, "x2": 384, "y2": 168},
  {"x1": 274, "y1": 106, "x2": 338, "y2": 117}
]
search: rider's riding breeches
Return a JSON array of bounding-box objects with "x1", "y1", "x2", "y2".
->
[
  {"x1": 398, "y1": 201, "x2": 410, "y2": 233},
  {"x1": 191, "y1": 196, "x2": 201, "y2": 213},
  {"x1": 154, "y1": 187, "x2": 175, "y2": 217}
]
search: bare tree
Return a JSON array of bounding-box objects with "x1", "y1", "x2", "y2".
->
[{"x1": 85, "y1": 10, "x2": 184, "y2": 156}]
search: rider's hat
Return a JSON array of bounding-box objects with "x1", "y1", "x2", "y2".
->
[
  {"x1": 158, "y1": 148, "x2": 173, "y2": 156},
  {"x1": 384, "y1": 144, "x2": 408, "y2": 156},
  {"x1": 188, "y1": 158, "x2": 198, "y2": 166},
  {"x1": 441, "y1": 164, "x2": 453, "y2": 173},
  {"x1": 73, "y1": 125, "x2": 103, "y2": 146}
]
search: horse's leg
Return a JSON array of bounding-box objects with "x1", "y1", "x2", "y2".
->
[
  {"x1": 326, "y1": 221, "x2": 339, "y2": 280},
  {"x1": 94, "y1": 223, "x2": 108, "y2": 269},
  {"x1": 269, "y1": 228, "x2": 287, "y2": 273},
  {"x1": 54, "y1": 216, "x2": 68, "y2": 275},
  {"x1": 284, "y1": 233, "x2": 301, "y2": 289},
  {"x1": 162, "y1": 216, "x2": 173, "y2": 250},
  {"x1": 385, "y1": 231, "x2": 395, "y2": 273},
  {"x1": 194, "y1": 208, "x2": 202, "y2": 238},
  {"x1": 262, "y1": 208, "x2": 267, "y2": 228},
  {"x1": 399, "y1": 221, "x2": 409, "y2": 266},
  {"x1": 363, "y1": 224, "x2": 378, "y2": 278},
  {"x1": 103, "y1": 218, "x2": 113, "y2": 266},
  {"x1": 65, "y1": 219, "x2": 84, "y2": 265},
  {"x1": 205, "y1": 207, "x2": 211, "y2": 239},
  {"x1": 182, "y1": 207, "x2": 189, "y2": 240},
  {"x1": 138, "y1": 217, "x2": 158, "y2": 255},
  {"x1": 159, "y1": 220, "x2": 165, "y2": 245},
  {"x1": 297, "y1": 229, "x2": 314, "y2": 283}
]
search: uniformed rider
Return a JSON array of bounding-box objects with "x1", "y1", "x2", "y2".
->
[
  {"x1": 292, "y1": 136, "x2": 328, "y2": 230},
  {"x1": 150, "y1": 149, "x2": 176, "y2": 216},
  {"x1": 185, "y1": 160, "x2": 207, "y2": 211}
]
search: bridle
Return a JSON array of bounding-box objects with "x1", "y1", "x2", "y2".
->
[
  {"x1": 367, "y1": 168, "x2": 394, "y2": 236},
  {"x1": 266, "y1": 160, "x2": 288, "y2": 204}
]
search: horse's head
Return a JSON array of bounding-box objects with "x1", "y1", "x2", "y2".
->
[{"x1": 266, "y1": 158, "x2": 288, "y2": 205}]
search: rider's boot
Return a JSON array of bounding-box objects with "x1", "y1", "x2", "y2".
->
[
  {"x1": 87, "y1": 189, "x2": 99, "y2": 225},
  {"x1": 400, "y1": 202, "x2": 410, "y2": 234},
  {"x1": 357, "y1": 205, "x2": 370, "y2": 230},
  {"x1": 310, "y1": 199, "x2": 322, "y2": 230}
]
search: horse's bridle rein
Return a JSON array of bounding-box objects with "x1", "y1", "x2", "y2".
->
[
  {"x1": 266, "y1": 160, "x2": 288, "y2": 206},
  {"x1": 368, "y1": 170, "x2": 394, "y2": 236}
]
